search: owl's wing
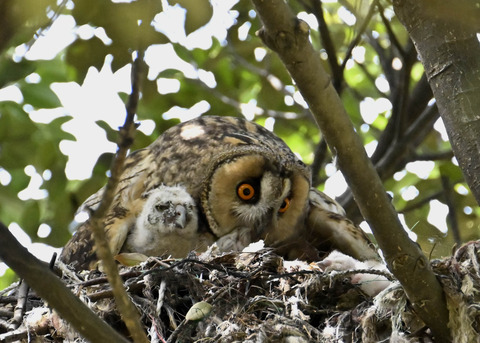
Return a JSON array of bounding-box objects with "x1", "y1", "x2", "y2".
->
[
  {"x1": 305, "y1": 188, "x2": 379, "y2": 261},
  {"x1": 60, "y1": 148, "x2": 155, "y2": 270},
  {"x1": 59, "y1": 221, "x2": 99, "y2": 270}
]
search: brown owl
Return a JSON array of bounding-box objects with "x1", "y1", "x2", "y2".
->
[{"x1": 60, "y1": 115, "x2": 377, "y2": 270}]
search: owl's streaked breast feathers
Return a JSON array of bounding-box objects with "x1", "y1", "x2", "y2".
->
[{"x1": 60, "y1": 116, "x2": 378, "y2": 270}]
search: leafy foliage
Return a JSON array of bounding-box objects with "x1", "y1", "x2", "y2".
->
[{"x1": 0, "y1": 0, "x2": 478, "y2": 287}]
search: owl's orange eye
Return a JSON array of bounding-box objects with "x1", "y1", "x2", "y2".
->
[
  {"x1": 278, "y1": 197, "x2": 290, "y2": 213},
  {"x1": 237, "y1": 183, "x2": 255, "y2": 201}
]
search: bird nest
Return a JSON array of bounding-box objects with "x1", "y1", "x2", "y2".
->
[{"x1": 2, "y1": 241, "x2": 480, "y2": 342}]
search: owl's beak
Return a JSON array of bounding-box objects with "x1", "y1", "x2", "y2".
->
[{"x1": 165, "y1": 204, "x2": 187, "y2": 228}]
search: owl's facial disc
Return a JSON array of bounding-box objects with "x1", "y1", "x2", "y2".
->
[
  {"x1": 233, "y1": 172, "x2": 292, "y2": 237},
  {"x1": 205, "y1": 154, "x2": 300, "y2": 240}
]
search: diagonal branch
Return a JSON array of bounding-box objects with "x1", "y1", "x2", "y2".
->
[
  {"x1": 87, "y1": 51, "x2": 149, "y2": 343},
  {"x1": 250, "y1": 0, "x2": 450, "y2": 341},
  {"x1": 0, "y1": 222, "x2": 130, "y2": 343}
]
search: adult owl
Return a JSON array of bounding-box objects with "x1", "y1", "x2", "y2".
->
[{"x1": 60, "y1": 115, "x2": 377, "y2": 270}]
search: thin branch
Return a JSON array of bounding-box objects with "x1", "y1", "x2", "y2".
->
[
  {"x1": 227, "y1": 44, "x2": 301, "y2": 103},
  {"x1": 398, "y1": 190, "x2": 444, "y2": 213},
  {"x1": 0, "y1": 222, "x2": 130, "y2": 343},
  {"x1": 405, "y1": 73, "x2": 434, "y2": 124},
  {"x1": 355, "y1": 62, "x2": 389, "y2": 98},
  {"x1": 311, "y1": 138, "x2": 328, "y2": 187},
  {"x1": 0, "y1": 328, "x2": 30, "y2": 343},
  {"x1": 309, "y1": 0, "x2": 343, "y2": 91},
  {"x1": 364, "y1": 31, "x2": 394, "y2": 85},
  {"x1": 341, "y1": 103, "x2": 439, "y2": 220},
  {"x1": 340, "y1": 0, "x2": 378, "y2": 72},
  {"x1": 376, "y1": 103, "x2": 439, "y2": 178},
  {"x1": 409, "y1": 150, "x2": 453, "y2": 162},
  {"x1": 87, "y1": 51, "x2": 149, "y2": 343},
  {"x1": 341, "y1": 74, "x2": 436, "y2": 221},
  {"x1": 377, "y1": 1, "x2": 405, "y2": 57},
  {"x1": 441, "y1": 175, "x2": 462, "y2": 246},
  {"x1": 188, "y1": 77, "x2": 309, "y2": 120},
  {"x1": 7, "y1": 280, "x2": 28, "y2": 330},
  {"x1": 250, "y1": 0, "x2": 451, "y2": 341}
]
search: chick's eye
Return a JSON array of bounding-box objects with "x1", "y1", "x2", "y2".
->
[
  {"x1": 278, "y1": 197, "x2": 291, "y2": 213},
  {"x1": 237, "y1": 183, "x2": 255, "y2": 201},
  {"x1": 155, "y1": 203, "x2": 169, "y2": 212}
]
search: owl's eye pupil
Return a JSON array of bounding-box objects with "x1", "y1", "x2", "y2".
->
[
  {"x1": 278, "y1": 197, "x2": 291, "y2": 213},
  {"x1": 237, "y1": 183, "x2": 255, "y2": 201}
]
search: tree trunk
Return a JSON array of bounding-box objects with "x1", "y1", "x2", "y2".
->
[
  {"x1": 250, "y1": 0, "x2": 451, "y2": 341},
  {"x1": 394, "y1": 0, "x2": 480, "y2": 204}
]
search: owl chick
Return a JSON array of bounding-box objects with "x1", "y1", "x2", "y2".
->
[
  {"x1": 120, "y1": 185, "x2": 209, "y2": 257},
  {"x1": 60, "y1": 185, "x2": 214, "y2": 270}
]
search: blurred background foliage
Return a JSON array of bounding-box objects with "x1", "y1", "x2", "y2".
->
[{"x1": 0, "y1": 0, "x2": 478, "y2": 289}]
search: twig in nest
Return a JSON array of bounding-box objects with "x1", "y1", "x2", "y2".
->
[
  {"x1": 165, "y1": 319, "x2": 191, "y2": 343},
  {"x1": 156, "y1": 280, "x2": 167, "y2": 315},
  {"x1": 0, "y1": 318, "x2": 11, "y2": 331},
  {"x1": 70, "y1": 270, "x2": 142, "y2": 288},
  {"x1": 332, "y1": 268, "x2": 395, "y2": 282},
  {"x1": 0, "y1": 327, "x2": 29, "y2": 343},
  {"x1": 0, "y1": 309, "x2": 13, "y2": 318},
  {"x1": 7, "y1": 280, "x2": 28, "y2": 330},
  {"x1": 132, "y1": 258, "x2": 251, "y2": 284}
]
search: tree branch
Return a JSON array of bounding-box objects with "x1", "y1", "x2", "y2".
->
[
  {"x1": 250, "y1": 0, "x2": 451, "y2": 340},
  {"x1": 87, "y1": 51, "x2": 149, "y2": 343},
  {"x1": 309, "y1": 0, "x2": 342, "y2": 91},
  {"x1": 0, "y1": 222, "x2": 130, "y2": 343},
  {"x1": 311, "y1": 138, "x2": 328, "y2": 187},
  {"x1": 340, "y1": 0, "x2": 378, "y2": 73},
  {"x1": 441, "y1": 175, "x2": 462, "y2": 246}
]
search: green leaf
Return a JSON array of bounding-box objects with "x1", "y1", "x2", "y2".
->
[
  {"x1": 439, "y1": 161, "x2": 463, "y2": 181},
  {"x1": 66, "y1": 37, "x2": 108, "y2": 81},
  {"x1": 20, "y1": 82, "x2": 61, "y2": 108},
  {"x1": 172, "y1": 0, "x2": 213, "y2": 35},
  {"x1": 0, "y1": 268, "x2": 18, "y2": 291},
  {"x1": 185, "y1": 301, "x2": 212, "y2": 321},
  {"x1": 21, "y1": 201, "x2": 41, "y2": 238},
  {"x1": 0, "y1": 59, "x2": 36, "y2": 88},
  {"x1": 95, "y1": 120, "x2": 119, "y2": 144}
]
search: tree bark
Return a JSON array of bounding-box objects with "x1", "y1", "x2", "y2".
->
[
  {"x1": 250, "y1": 0, "x2": 451, "y2": 341},
  {"x1": 394, "y1": 0, "x2": 480, "y2": 204}
]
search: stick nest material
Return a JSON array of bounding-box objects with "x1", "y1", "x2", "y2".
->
[{"x1": 2, "y1": 241, "x2": 480, "y2": 342}]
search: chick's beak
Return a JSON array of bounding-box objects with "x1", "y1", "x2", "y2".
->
[{"x1": 165, "y1": 204, "x2": 187, "y2": 228}]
